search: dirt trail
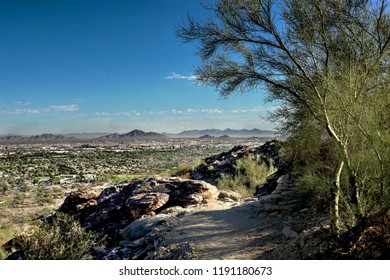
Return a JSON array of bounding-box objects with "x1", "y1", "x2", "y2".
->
[{"x1": 162, "y1": 200, "x2": 284, "y2": 259}]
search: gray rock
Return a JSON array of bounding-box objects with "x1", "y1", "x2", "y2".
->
[
  {"x1": 58, "y1": 190, "x2": 99, "y2": 214},
  {"x1": 218, "y1": 190, "x2": 241, "y2": 201},
  {"x1": 282, "y1": 226, "x2": 298, "y2": 238},
  {"x1": 280, "y1": 190, "x2": 296, "y2": 197},
  {"x1": 243, "y1": 197, "x2": 258, "y2": 202},
  {"x1": 219, "y1": 197, "x2": 235, "y2": 203},
  {"x1": 126, "y1": 192, "x2": 169, "y2": 219},
  {"x1": 132, "y1": 179, "x2": 175, "y2": 195},
  {"x1": 160, "y1": 206, "x2": 184, "y2": 215},
  {"x1": 97, "y1": 186, "x2": 119, "y2": 203},
  {"x1": 264, "y1": 204, "x2": 283, "y2": 213},
  {"x1": 121, "y1": 214, "x2": 170, "y2": 240},
  {"x1": 277, "y1": 174, "x2": 289, "y2": 184},
  {"x1": 259, "y1": 194, "x2": 282, "y2": 204},
  {"x1": 169, "y1": 180, "x2": 219, "y2": 206}
]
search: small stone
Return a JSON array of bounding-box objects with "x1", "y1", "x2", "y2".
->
[{"x1": 243, "y1": 197, "x2": 257, "y2": 202}]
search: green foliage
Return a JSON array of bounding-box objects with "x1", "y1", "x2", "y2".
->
[
  {"x1": 51, "y1": 176, "x2": 61, "y2": 185},
  {"x1": 178, "y1": 0, "x2": 389, "y2": 233},
  {"x1": 173, "y1": 158, "x2": 203, "y2": 178},
  {"x1": 0, "y1": 224, "x2": 15, "y2": 260},
  {"x1": 12, "y1": 193, "x2": 25, "y2": 206},
  {"x1": 35, "y1": 186, "x2": 54, "y2": 205},
  {"x1": 295, "y1": 171, "x2": 331, "y2": 195},
  {"x1": 217, "y1": 155, "x2": 277, "y2": 197},
  {"x1": 174, "y1": 162, "x2": 192, "y2": 178},
  {"x1": 0, "y1": 182, "x2": 9, "y2": 194},
  {"x1": 13, "y1": 213, "x2": 97, "y2": 260}
]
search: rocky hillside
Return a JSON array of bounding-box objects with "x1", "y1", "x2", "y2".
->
[{"x1": 4, "y1": 141, "x2": 388, "y2": 260}]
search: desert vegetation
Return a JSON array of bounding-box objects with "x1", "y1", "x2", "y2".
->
[
  {"x1": 178, "y1": 0, "x2": 389, "y2": 237},
  {"x1": 0, "y1": 138, "x2": 264, "y2": 258},
  {"x1": 11, "y1": 213, "x2": 98, "y2": 260},
  {"x1": 217, "y1": 155, "x2": 276, "y2": 197}
]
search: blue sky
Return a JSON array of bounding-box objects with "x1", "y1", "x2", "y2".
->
[{"x1": 0, "y1": 0, "x2": 275, "y2": 135}]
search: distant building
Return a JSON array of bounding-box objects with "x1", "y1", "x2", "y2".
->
[
  {"x1": 81, "y1": 174, "x2": 96, "y2": 183},
  {"x1": 59, "y1": 174, "x2": 78, "y2": 184}
]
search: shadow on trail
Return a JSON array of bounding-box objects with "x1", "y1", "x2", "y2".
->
[{"x1": 163, "y1": 202, "x2": 284, "y2": 259}]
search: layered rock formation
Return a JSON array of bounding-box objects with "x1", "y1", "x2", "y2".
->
[{"x1": 55, "y1": 177, "x2": 224, "y2": 259}]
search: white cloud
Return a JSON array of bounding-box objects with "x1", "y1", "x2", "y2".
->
[
  {"x1": 231, "y1": 106, "x2": 264, "y2": 113},
  {"x1": 165, "y1": 72, "x2": 198, "y2": 81},
  {"x1": 148, "y1": 110, "x2": 166, "y2": 115},
  {"x1": 49, "y1": 105, "x2": 79, "y2": 112},
  {"x1": 12, "y1": 101, "x2": 30, "y2": 106},
  {"x1": 96, "y1": 112, "x2": 112, "y2": 116},
  {"x1": 171, "y1": 109, "x2": 183, "y2": 114},
  {"x1": 97, "y1": 111, "x2": 141, "y2": 117},
  {"x1": 0, "y1": 104, "x2": 79, "y2": 115},
  {"x1": 116, "y1": 111, "x2": 141, "y2": 117}
]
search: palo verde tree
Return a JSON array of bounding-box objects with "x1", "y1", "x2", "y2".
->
[{"x1": 177, "y1": 0, "x2": 390, "y2": 235}]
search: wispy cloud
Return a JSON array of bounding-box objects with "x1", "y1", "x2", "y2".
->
[
  {"x1": 12, "y1": 101, "x2": 30, "y2": 106},
  {"x1": 170, "y1": 108, "x2": 224, "y2": 115},
  {"x1": 231, "y1": 106, "x2": 264, "y2": 113},
  {"x1": 49, "y1": 105, "x2": 79, "y2": 112},
  {"x1": 165, "y1": 72, "x2": 198, "y2": 81},
  {"x1": 116, "y1": 111, "x2": 141, "y2": 117},
  {"x1": 0, "y1": 104, "x2": 79, "y2": 115},
  {"x1": 148, "y1": 110, "x2": 167, "y2": 115},
  {"x1": 96, "y1": 111, "x2": 141, "y2": 117},
  {"x1": 96, "y1": 112, "x2": 112, "y2": 116}
]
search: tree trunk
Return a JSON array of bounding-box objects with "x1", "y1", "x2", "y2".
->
[
  {"x1": 331, "y1": 160, "x2": 344, "y2": 237},
  {"x1": 349, "y1": 174, "x2": 362, "y2": 224},
  {"x1": 324, "y1": 117, "x2": 362, "y2": 224}
]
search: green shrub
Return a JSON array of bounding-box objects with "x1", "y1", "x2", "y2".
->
[
  {"x1": 217, "y1": 155, "x2": 277, "y2": 197},
  {"x1": 12, "y1": 193, "x2": 25, "y2": 206},
  {"x1": 295, "y1": 171, "x2": 331, "y2": 194},
  {"x1": 35, "y1": 186, "x2": 54, "y2": 205},
  {"x1": 0, "y1": 225, "x2": 15, "y2": 260},
  {"x1": 13, "y1": 213, "x2": 97, "y2": 259}
]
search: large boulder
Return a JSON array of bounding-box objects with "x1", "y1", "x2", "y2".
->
[
  {"x1": 125, "y1": 192, "x2": 170, "y2": 219},
  {"x1": 169, "y1": 179, "x2": 219, "y2": 206},
  {"x1": 218, "y1": 190, "x2": 241, "y2": 202},
  {"x1": 58, "y1": 190, "x2": 99, "y2": 214},
  {"x1": 131, "y1": 178, "x2": 175, "y2": 195}
]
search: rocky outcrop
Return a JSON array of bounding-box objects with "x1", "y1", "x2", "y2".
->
[
  {"x1": 190, "y1": 140, "x2": 283, "y2": 185},
  {"x1": 57, "y1": 177, "x2": 219, "y2": 252},
  {"x1": 258, "y1": 174, "x2": 305, "y2": 214}
]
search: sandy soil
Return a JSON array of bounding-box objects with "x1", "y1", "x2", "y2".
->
[{"x1": 161, "y1": 200, "x2": 285, "y2": 259}]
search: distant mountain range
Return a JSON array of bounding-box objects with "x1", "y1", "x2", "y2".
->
[
  {"x1": 173, "y1": 128, "x2": 276, "y2": 138},
  {"x1": 0, "y1": 133, "x2": 75, "y2": 143},
  {"x1": 0, "y1": 128, "x2": 275, "y2": 143},
  {"x1": 99, "y1": 129, "x2": 166, "y2": 140}
]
